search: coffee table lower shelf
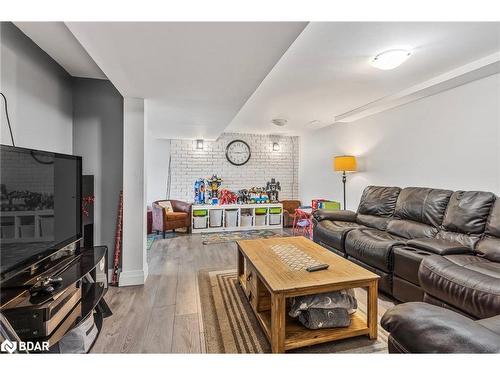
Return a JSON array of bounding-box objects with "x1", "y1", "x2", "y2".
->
[{"x1": 254, "y1": 309, "x2": 370, "y2": 351}]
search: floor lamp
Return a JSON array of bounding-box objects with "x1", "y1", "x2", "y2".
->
[{"x1": 334, "y1": 155, "x2": 357, "y2": 210}]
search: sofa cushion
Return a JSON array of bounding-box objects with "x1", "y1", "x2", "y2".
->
[
  {"x1": 355, "y1": 214, "x2": 391, "y2": 231},
  {"x1": 485, "y1": 198, "x2": 500, "y2": 237},
  {"x1": 381, "y1": 302, "x2": 500, "y2": 353},
  {"x1": 476, "y1": 236, "x2": 500, "y2": 263},
  {"x1": 387, "y1": 219, "x2": 437, "y2": 239},
  {"x1": 345, "y1": 228, "x2": 406, "y2": 273},
  {"x1": 419, "y1": 254, "x2": 500, "y2": 319},
  {"x1": 313, "y1": 220, "x2": 363, "y2": 252},
  {"x1": 476, "y1": 198, "x2": 500, "y2": 262},
  {"x1": 442, "y1": 191, "x2": 496, "y2": 234},
  {"x1": 394, "y1": 187, "x2": 453, "y2": 227},
  {"x1": 165, "y1": 212, "x2": 188, "y2": 221},
  {"x1": 478, "y1": 315, "x2": 500, "y2": 336},
  {"x1": 357, "y1": 186, "x2": 401, "y2": 217}
]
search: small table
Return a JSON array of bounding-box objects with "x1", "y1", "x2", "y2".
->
[{"x1": 236, "y1": 236, "x2": 379, "y2": 353}]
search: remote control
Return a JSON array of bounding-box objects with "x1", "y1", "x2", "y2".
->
[{"x1": 306, "y1": 264, "x2": 329, "y2": 272}]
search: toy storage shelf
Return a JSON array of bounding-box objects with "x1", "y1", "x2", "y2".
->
[{"x1": 191, "y1": 203, "x2": 283, "y2": 234}]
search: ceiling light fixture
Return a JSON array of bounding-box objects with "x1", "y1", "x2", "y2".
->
[
  {"x1": 272, "y1": 142, "x2": 280, "y2": 152},
  {"x1": 371, "y1": 49, "x2": 412, "y2": 70},
  {"x1": 271, "y1": 119, "x2": 287, "y2": 127},
  {"x1": 196, "y1": 139, "x2": 204, "y2": 149}
]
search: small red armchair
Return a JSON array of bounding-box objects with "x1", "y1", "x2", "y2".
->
[
  {"x1": 281, "y1": 200, "x2": 301, "y2": 228},
  {"x1": 152, "y1": 200, "x2": 192, "y2": 238}
]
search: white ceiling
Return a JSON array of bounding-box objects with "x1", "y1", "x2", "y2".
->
[
  {"x1": 65, "y1": 22, "x2": 307, "y2": 139},
  {"x1": 226, "y1": 22, "x2": 500, "y2": 135},
  {"x1": 15, "y1": 22, "x2": 500, "y2": 139},
  {"x1": 14, "y1": 22, "x2": 106, "y2": 79}
]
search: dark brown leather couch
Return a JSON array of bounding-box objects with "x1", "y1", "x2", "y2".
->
[
  {"x1": 381, "y1": 302, "x2": 500, "y2": 353},
  {"x1": 313, "y1": 185, "x2": 500, "y2": 319}
]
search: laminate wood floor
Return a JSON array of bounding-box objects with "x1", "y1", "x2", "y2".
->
[{"x1": 91, "y1": 231, "x2": 395, "y2": 353}]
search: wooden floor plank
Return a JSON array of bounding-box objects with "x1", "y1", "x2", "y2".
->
[{"x1": 171, "y1": 313, "x2": 201, "y2": 353}]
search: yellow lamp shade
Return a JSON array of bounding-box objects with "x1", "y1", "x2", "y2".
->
[{"x1": 334, "y1": 155, "x2": 357, "y2": 172}]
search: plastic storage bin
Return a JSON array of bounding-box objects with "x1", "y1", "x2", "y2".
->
[
  {"x1": 192, "y1": 209, "x2": 208, "y2": 229},
  {"x1": 240, "y1": 214, "x2": 253, "y2": 227},
  {"x1": 255, "y1": 208, "x2": 267, "y2": 226},
  {"x1": 269, "y1": 207, "x2": 282, "y2": 225},
  {"x1": 209, "y1": 209, "x2": 223, "y2": 227},
  {"x1": 225, "y1": 209, "x2": 238, "y2": 227}
]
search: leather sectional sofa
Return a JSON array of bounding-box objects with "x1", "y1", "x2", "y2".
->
[{"x1": 312, "y1": 185, "x2": 500, "y2": 319}]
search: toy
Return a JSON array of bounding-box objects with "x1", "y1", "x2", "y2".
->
[
  {"x1": 237, "y1": 189, "x2": 251, "y2": 204},
  {"x1": 249, "y1": 187, "x2": 269, "y2": 204},
  {"x1": 193, "y1": 178, "x2": 206, "y2": 204},
  {"x1": 265, "y1": 178, "x2": 281, "y2": 202},
  {"x1": 219, "y1": 189, "x2": 238, "y2": 205},
  {"x1": 206, "y1": 174, "x2": 222, "y2": 205}
]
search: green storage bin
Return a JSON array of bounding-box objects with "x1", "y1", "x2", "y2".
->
[
  {"x1": 193, "y1": 209, "x2": 208, "y2": 217},
  {"x1": 321, "y1": 201, "x2": 341, "y2": 210},
  {"x1": 269, "y1": 207, "x2": 282, "y2": 214},
  {"x1": 255, "y1": 208, "x2": 268, "y2": 215}
]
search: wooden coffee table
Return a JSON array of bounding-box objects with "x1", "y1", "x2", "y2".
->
[{"x1": 236, "y1": 236, "x2": 379, "y2": 353}]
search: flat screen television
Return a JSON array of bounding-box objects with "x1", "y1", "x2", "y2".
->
[{"x1": 0, "y1": 145, "x2": 82, "y2": 283}]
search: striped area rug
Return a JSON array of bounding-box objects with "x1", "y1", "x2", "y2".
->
[{"x1": 198, "y1": 269, "x2": 389, "y2": 353}]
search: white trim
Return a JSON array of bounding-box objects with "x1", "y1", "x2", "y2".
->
[
  {"x1": 334, "y1": 51, "x2": 500, "y2": 123},
  {"x1": 118, "y1": 269, "x2": 148, "y2": 287}
]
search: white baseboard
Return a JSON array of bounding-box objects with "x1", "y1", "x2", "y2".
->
[{"x1": 118, "y1": 269, "x2": 148, "y2": 286}]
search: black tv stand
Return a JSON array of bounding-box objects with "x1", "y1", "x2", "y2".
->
[{"x1": 0, "y1": 246, "x2": 111, "y2": 353}]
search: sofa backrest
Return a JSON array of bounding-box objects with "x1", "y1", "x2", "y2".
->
[
  {"x1": 386, "y1": 187, "x2": 453, "y2": 239},
  {"x1": 436, "y1": 191, "x2": 496, "y2": 248},
  {"x1": 476, "y1": 198, "x2": 500, "y2": 262},
  {"x1": 356, "y1": 186, "x2": 401, "y2": 230}
]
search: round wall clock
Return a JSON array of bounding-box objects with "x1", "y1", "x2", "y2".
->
[{"x1": 225, "y1": 139, "x2": 251, "y2": 166}]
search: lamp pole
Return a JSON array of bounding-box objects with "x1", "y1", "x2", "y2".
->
[{"x1": 342, "y1": 171, "x2": 347, "y2": 210}]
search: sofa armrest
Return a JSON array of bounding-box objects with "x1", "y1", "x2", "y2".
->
[
  {"x1": 406, "y1": 238, "x2": 472, "y2": 255},
  {"x1": 381, "y1": 302, "x2": 500, "y2": 353},
  {"x1": 313, "y1": 209, "x2": 357, "y2": 222},
  {"x1": 152, "y1": 203, "x2": 166, "y2": 231}
]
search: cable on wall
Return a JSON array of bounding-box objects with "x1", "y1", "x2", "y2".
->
[
  {"x1": 166, "y1": 139, "x2": 172, "y2": 199},
  {"x1": 0, "y1": 92, "x2": 15, "y2": 147}
]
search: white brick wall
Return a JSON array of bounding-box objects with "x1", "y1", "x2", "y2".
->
[{"x1": 169, "y1": 133, "x2": 299, "y2": 203}]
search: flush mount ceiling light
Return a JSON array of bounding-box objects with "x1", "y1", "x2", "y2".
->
[
  {"x1": 371, "y1": 49, "x2": 412, "y2": 70},
  {"x1": 271, "y1": 119, "x2": 288, "y2": 127},
  {"x1": 196, "y1": 139, "x2": 204, "y2": 149}
]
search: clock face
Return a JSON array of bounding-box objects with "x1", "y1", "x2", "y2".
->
[{"x1": 226, "y1": 140, "x2": 251, "y2": 166}]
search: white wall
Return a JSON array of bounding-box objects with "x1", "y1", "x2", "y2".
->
[
  {"x1": 169, "y1": 132, "x2": 299, "y2": 203},
  {"x1": 120, "y1": 98, "x2": 147, "y2": 286},
  {"x1": 300, "y1": 74, "x2": 500, "y2": 211},
  {"x1": 0, "y1": 23, "x2": 73, "y2": 153},
  {"x1": 146, "y1": 132, "x2": 170, "y2": 205}
]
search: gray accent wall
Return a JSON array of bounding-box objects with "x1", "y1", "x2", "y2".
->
[
  {"x1": 72, "y1": 78, "x2": 123, "y2": 262},
  {"x1": 0, "y1": 22, "x2": 73, "y2": 153},
  {"x1": 1, "y1": 23, "x2": 124, "y2": 263}
]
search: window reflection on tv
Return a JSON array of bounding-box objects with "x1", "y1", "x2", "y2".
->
[{"x1": 0, "y1": 146, "x2": 82, "y2": 282}]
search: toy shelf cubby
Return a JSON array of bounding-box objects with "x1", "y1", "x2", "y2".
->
[{"x1": 191, "y1": 203, "x2": 283, "y2": 233}]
